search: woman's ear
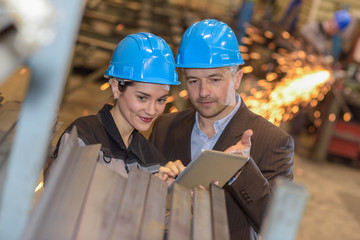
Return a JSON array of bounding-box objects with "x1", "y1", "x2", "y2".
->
[{"x1": 110, "y1": 79, "x2": 120, "y2": 99}]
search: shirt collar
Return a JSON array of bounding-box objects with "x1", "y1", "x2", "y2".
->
[{"x1": 97, "y1": 104, "x2": 125, "y2": 148}]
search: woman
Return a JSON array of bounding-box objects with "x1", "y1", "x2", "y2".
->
[{"x1": 51, "y1": 32, "x2": 180, "y2": 178}]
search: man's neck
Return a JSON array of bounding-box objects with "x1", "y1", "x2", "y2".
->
[
  {"x1": 198, "y1": 104, "x2": 236, "y2": 138},
  {"x1": 198, "y1": 117, "x2": 216, "y2": 138}
]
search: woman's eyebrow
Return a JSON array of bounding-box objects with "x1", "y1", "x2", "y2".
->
[
  {"x1": 135, "y1": 91, "x2": 169, "y2": 98},
  {"x1": 135, "y1": 91, "x2": 151, "y2": 97}
]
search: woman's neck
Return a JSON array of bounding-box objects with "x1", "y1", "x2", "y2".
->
[{"x1": 110, "y1": 104, "x2": 134, "y2": 148}]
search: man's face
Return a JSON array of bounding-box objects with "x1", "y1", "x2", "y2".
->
[
  {"x1": 324, "y1": 19, "x2": 340, "y2": 36},
  {"x1": 183, "y1": 67, "x2": 242, "y2": 121}
]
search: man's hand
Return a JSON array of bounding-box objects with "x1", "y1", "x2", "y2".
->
[
  {"x1": 224, "y1": 129, "x2": 252, "y2": 178},
  {"x1": 155, "y1": 160, "x2": 186, "y2": 186},
  {"x1": 224, "y1": 129, "x2": 253, "y2": 158}
]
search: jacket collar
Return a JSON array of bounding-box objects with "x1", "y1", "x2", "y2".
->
[
  {"x1": 171, "y1": 99, "x2": 250, "y2": 163},
  {"x1": 97, "y1": 104, "x2": 146, "y2": 163},
  {"x1": 213, "y1": 99, "x2": 249, "y2": 151}
]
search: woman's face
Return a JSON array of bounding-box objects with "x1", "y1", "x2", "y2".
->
[{"x1": 117, "y1": 82, "x2": 170, "y2": 132}]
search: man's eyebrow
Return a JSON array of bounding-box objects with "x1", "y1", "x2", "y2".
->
[
  {"x1": 186, "y1": 73, "x2": 224, "y2": 79},
  {"x1": 208, "y1": 73, "x2": 225, "y2": 78},
  {"x1": 185, "y1": 75, "x2": 199, "y2": 79}
]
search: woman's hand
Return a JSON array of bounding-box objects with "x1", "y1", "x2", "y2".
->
[{"x1": 155, "y1": 160, "x2": 186, "y2": 186}]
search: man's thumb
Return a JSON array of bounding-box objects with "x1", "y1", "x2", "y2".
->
[{"x1": 242, "y1": 129, "x2": 253, "y2": 144}]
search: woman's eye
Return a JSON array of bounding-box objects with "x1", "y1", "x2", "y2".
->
[
  {"x1": 138, "y1": 96, "x2": 146, "y2": 101},
  {"x1": 157, "y1": 98, "x2": 167, "y2": 103}
]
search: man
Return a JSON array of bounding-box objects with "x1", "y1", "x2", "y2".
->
[
  {"x1": 150, "y1": 19, "x2": 294, "y2": 240},
  {"x1": 300, "y1": 9, "x2": 352, "y2": 57}
]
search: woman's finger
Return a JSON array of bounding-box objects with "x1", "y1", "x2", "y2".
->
[
  {"x1": 167, "y1": 161, "x2": 180, "y2": 176},
  {"x1": 158, "y1": 166, "x2": 173, "y2": 180},
  {"x1": 174, "y1": 160, "x2": 186, "y2": 173}
]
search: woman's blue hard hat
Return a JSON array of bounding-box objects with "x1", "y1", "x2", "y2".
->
[{"x1": 105, "y1": 32, "x2": 179, "y2": 85}]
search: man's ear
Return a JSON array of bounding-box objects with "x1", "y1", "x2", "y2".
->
[
  {"x1": 234, "y1": 69, "x2": 243, "y2": 90},
  {"x1": 110, "y1": 79, "x2": 120, "y2": 99}
]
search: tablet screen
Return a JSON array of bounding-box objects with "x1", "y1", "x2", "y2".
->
[{"x1": 168, "y1": 149, "x2": 248, "y2": 191}]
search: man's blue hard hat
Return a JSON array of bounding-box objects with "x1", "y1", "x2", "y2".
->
[
  {"x1": 105, "y1": 32, "x2": 180, "y2": 85},
  {"x1": 176, "y1": 19, "x2": 244, "y2": 68},
  {"x1": 334, "y1": 9, "x2": 352, "y2": 31}
]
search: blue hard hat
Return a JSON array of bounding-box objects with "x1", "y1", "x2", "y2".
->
[
  {"x1": 176, "y1": 19, "x2": 244, "y2": 68},
  {"x1": 334, "y1": 9, "x2": 352, "y2": 31},
  {"x1": 105, "y1": 32, "x2": 180, "y2": 85}
]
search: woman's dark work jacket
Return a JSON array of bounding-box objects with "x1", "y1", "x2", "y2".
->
[{"x1": 51, "y1": 104, "x2": 167, "y2": 178}]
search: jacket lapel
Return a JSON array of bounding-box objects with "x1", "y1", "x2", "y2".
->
[
  {"x1": 213, "y1": 100, "x2": 249, "y2": 151},
  {"x1": 173, "y1": 100, "x2": 251, "y2": 163}
]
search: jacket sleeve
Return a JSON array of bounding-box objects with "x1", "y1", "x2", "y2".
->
[
  {"x1": 44, "y1": 132, "x2": 87, "y2": 184},
  {"x1": 226, "y1": 132, "x2": 294, "y2": 232}
]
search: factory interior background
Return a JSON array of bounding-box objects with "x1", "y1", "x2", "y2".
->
[{"x1": 1, "y1": 0, "x2": 360, "y2": 239}]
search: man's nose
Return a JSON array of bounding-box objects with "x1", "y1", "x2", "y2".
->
[{"x1": 200, "y1": 81, "x2": 211, "y2": 97}]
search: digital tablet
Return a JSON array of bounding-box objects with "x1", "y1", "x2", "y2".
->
[{"x1": 168, "y1": 149, "x2": 248, "y2": 191}]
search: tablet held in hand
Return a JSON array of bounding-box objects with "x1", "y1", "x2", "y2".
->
[{"x1": 168, "y1": 149, "x2": 248, "y2": 191}]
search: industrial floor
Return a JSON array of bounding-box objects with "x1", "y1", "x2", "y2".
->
[{"x1": 55, "y1": 76, "x2": 360, "y2": 240}]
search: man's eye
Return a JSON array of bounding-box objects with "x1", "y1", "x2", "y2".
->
[{"x1": 188, "y1": 80, "x2": 198, "y2": 84}]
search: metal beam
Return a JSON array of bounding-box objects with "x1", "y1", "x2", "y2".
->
[
  {"x1": 260, "y1": 178, "x2": 309, "y2": 240},
  {"x1": 0, "y1": 0, "x2": 86, "y2": 239},
  {"x1": 22, "y1": 127, "x2": 101, "y2": 240}
]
